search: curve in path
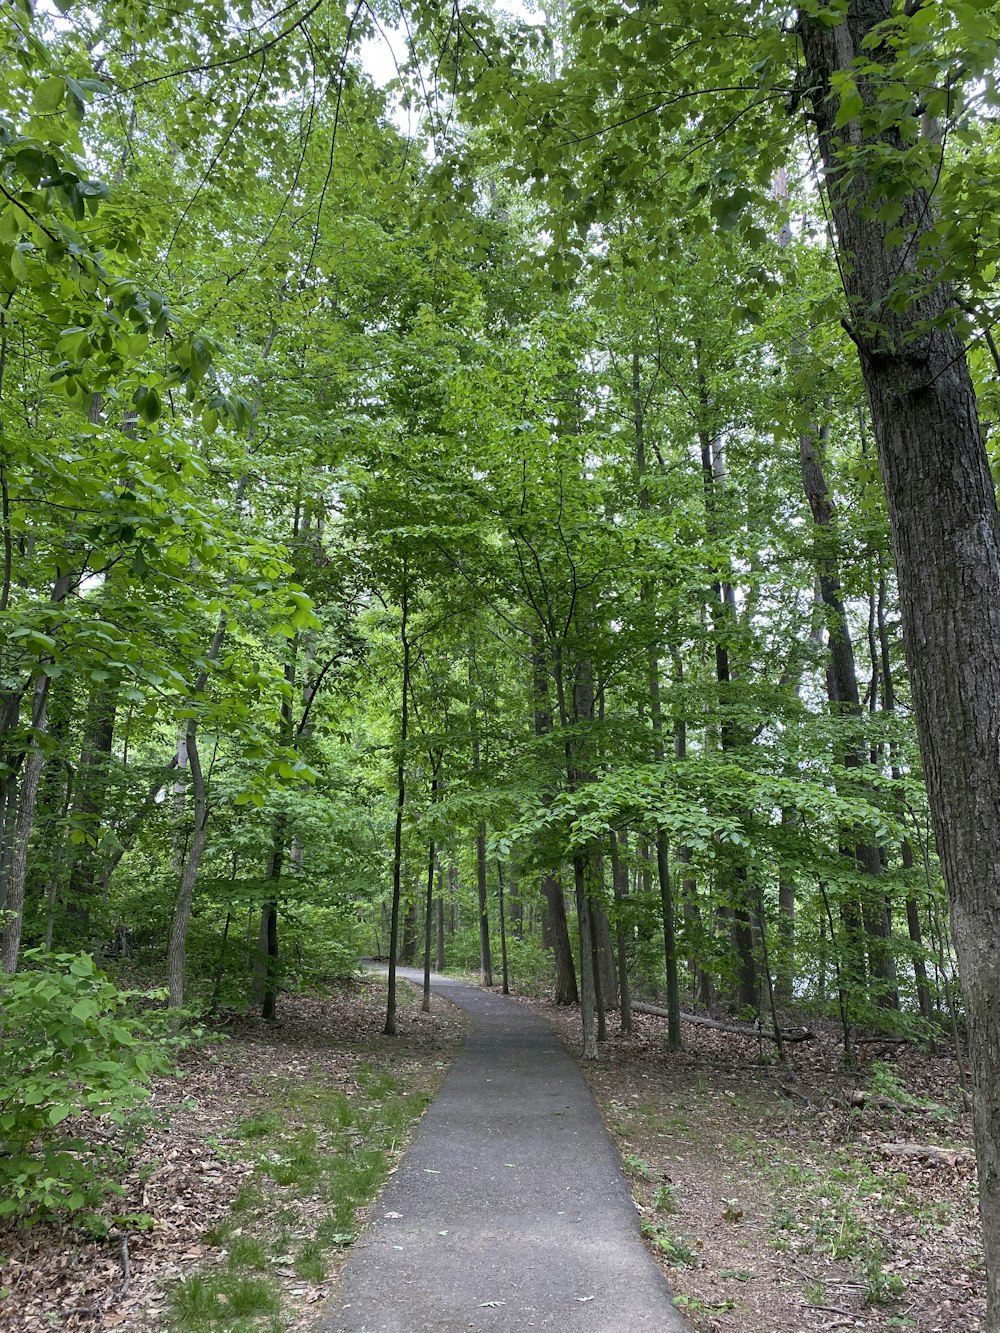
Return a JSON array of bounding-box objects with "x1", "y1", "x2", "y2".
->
[{"x1": 322, "y1": 971, "x2": 694, "y2": 1333}]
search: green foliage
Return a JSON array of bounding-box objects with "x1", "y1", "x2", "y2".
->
[
  {"x1": 640, "y1": 1221, "x2": 698, "y2": 1267},
  {"x1": 623, "y1": 1152, "x2": 652, "y2": 1181},
  {"x1": 864, "y1": 1244, "x2": 907, "y2": 1307},
  {"x1": 0, "y1": 951, "x2": 173, "y2": 1222},
  {"x1": 653, "y1": 1183, "x2": 680, "y2": 1214}
]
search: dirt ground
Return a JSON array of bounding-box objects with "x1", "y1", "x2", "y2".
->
[
  {"x1": 0, "y1": 978, "x2": 466, "y2": 1333},
  {"x1": 534, "y1": 998, "x2": 983, "y2": 1333},
  {"x1": 1, "y1": 974, "x2": 982, "y2": 1333}
]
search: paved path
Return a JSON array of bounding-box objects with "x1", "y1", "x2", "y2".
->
[{"x1": 323, "y1": 971, "x2": 693, "y2": 1333}]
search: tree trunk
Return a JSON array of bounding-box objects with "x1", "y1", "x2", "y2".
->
[
  {"x1": 542, "y1": 873, "x2": 578, "y2": 1004},
  {"x1": 0, "y1": 773, "x2": 17, "y2": 911},
  {"x1": 877, "y1": 559, "x2": 934, "y2": 1025},
  {"x1": 66, "y1": 679, "x2": 119, "y2": 922},
  {"x1": 799, "y1": 421, "x2": 898, "y2": 1009},
  {"x1": 903, "y1": 852, "x2": 934, "y2": 1026},
  {"x1": 0, "y1": 675, "x2": 49, "y2": 972},
  {"x1": 167, "y1": 726, "x2": 208, "y2": 1008},
  {"x1": 422, "y1": 763, "x2": 440, "y2": 1012},
  {"x1": 470, "y1": 651, "x2": 493, "y2": 987},
  {"x1": 475, "y1": 825, "x2": 492, "y2": 986},
  {"x1": 533, "y1": 641, "x2": 577, "y2": 1003},
  {"x1": 609, "y1": 830, "x2": 632, "y2": 1034},
  {"x1": 574, "y1": 853, "x2": 598, "y2": 1059},
  {"x1": 777, "y1": 852, "x2": 796, "y2": 1009},
  {"x1": 497, "y1": 860, "x2": 510, "y2": 996},
  {"x1": 590, "y1": 849, "x2": 618, "y2": 1009},
  {"x1": 632, "y1": 349, "x2": 681, "y2": 1047},
  {"x1": 800, "y1": 6, "x2": 1000, "y2": 1318},
  {"x1": 384, "y1": 573, "x2": 410, "y2": 1038},
  {"x1": 697, "y1": 384, "x2": 757, "y2": 1013},
  {"x1": 435, "y1": 860, "x2": 446, "y2": 973}
]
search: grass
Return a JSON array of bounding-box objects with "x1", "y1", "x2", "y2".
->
[
  {"x1": 653, "y1": 1183, "x2": 680, "y2": 1214},
  {"x1": 166, "y1": 1060, "x2": 437, "y2": 1332},
  {"x1": 623, "y1": 1152, "x2": 652, "y2": 1180},
  {"x1": 640, "y1": 1221, "x2": 698, "y2": 1267},
  {"x1": 172, "y1": 1272, "x2": 280, "y2": 1328}
]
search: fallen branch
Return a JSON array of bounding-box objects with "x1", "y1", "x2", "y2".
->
[
  {"x1": 853, "y1": 1034, "x2": 916, "y2": 1045},
  {"x1": 118, "y1": 1232, "x2": 132, "y2": 1301},
  {"x1": 879, "y1": 1141, "x2": 974, "y2": 1167},
  {"x1": 631, "y1": 1002, "x2": 814, "y2": 1043},
  {"x1": 847, "y1": 1089, "x2": 946, "y2": 1114}
]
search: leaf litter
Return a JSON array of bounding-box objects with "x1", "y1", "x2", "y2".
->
[
  {"x1": 528, "y1": 998, "x2": 982, "y2": 1333},
  {"x1": 0, "y1": 976, "x2": 465, "y2": 1333}
]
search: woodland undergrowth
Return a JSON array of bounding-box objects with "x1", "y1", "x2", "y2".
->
[
  {"x1": 533, "y1": 999, "x2": 982, "y2": 1333},
  {"x1": 0, "y1": 977, "x2": 465, "y2": 1333}
]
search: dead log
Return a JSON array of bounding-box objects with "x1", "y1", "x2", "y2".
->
[
  {"x1": 631, "y1": 1001, "x2": 814, "y2": 1043},
  {"x1": 878, "y1": 1141, "x2": 974, "y2": 1167},
  {"x1": 847, "y1": 1089, "x2": 946, "y2": 1114}
]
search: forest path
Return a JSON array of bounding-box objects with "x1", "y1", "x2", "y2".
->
[{"x1": 322, "y1": 969, "x2": 693, "y2": 1333}]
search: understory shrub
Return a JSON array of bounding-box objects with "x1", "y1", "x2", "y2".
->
[{"x1": 0, "y1": 950, "x2": 175, "y2": 1224}]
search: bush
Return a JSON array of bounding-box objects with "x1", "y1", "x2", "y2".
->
[{"x1": 0, "y1": 950, "x2": 173, "y2": 1223}]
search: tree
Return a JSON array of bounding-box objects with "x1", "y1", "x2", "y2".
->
[{"x1": 799, "y1": 5, "x2": 1000, "y2": 1313}]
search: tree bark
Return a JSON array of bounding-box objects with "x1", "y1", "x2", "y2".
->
[
  {"x1": 0, "y1": 675, "x2": 49, "y2": 972},
  {"x1": 384, "y1": 573, "x2": 409, "y2": 1037},
  {"x1": 609, "y1": 830, "x2": 633, "y2": 1034},
  {"x1": 167, "y1": 725, "x2": 208, "y2": 1008},
  {"x1": 800, "y1": 5, "x2": 1000, "y2": 1318},
  {"x1": 66, "y1": 679, "x2": 119, "y2": 921},
  {"x1": 469, "y1": 651, "x2": 493, "y2": 987},
  {"x1": 435, "y1": 860, "x2": 445, "y2": 972},
  {"x1": 574, "y1": 853, "x2": 598, "y2": 1059},
  {"x1": 590, "y1": 848, "x2": 618, "y2": 1009},
  {"x1": 533, "y1": 641, "x2": 577, "y2": 1003},
  {"x1": 542, "y1": 873, "x2": 578, "y2": 1004}
]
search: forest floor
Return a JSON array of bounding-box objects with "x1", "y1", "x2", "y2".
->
[
  {"x1": 2, "y1": 971, "x2": 982, "y2": 1333},
  {"x1": 0, "y1": 976, "x2": 466, "y2": 1333},
  {"x1": 531, "y1": 996, "x2": 983, "y2": 1333}
]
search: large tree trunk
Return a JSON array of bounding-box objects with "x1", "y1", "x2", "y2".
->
[{"x1": 800, "y1": 6, "x2": 1000, "y2": 1319}]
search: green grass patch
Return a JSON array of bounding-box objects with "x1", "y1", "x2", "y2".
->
[
  {"x1": 166, "y1": 1056, "x2": 441, "y2": 1331},
  {"x1": 171, "y1": 1271, "x2": 280, "y2": 1329}
]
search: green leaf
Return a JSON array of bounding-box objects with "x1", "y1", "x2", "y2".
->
[{"x1": 34, "y1": 77, "x2": 64, "y2": 113}]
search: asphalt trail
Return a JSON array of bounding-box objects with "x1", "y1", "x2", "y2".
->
[
  {"x1": 322, "y1": 970, "x2": 693, "y2": 1332},
  {"x1": 325, "y1": 970, "x2": 693, "y2": 1333}
]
